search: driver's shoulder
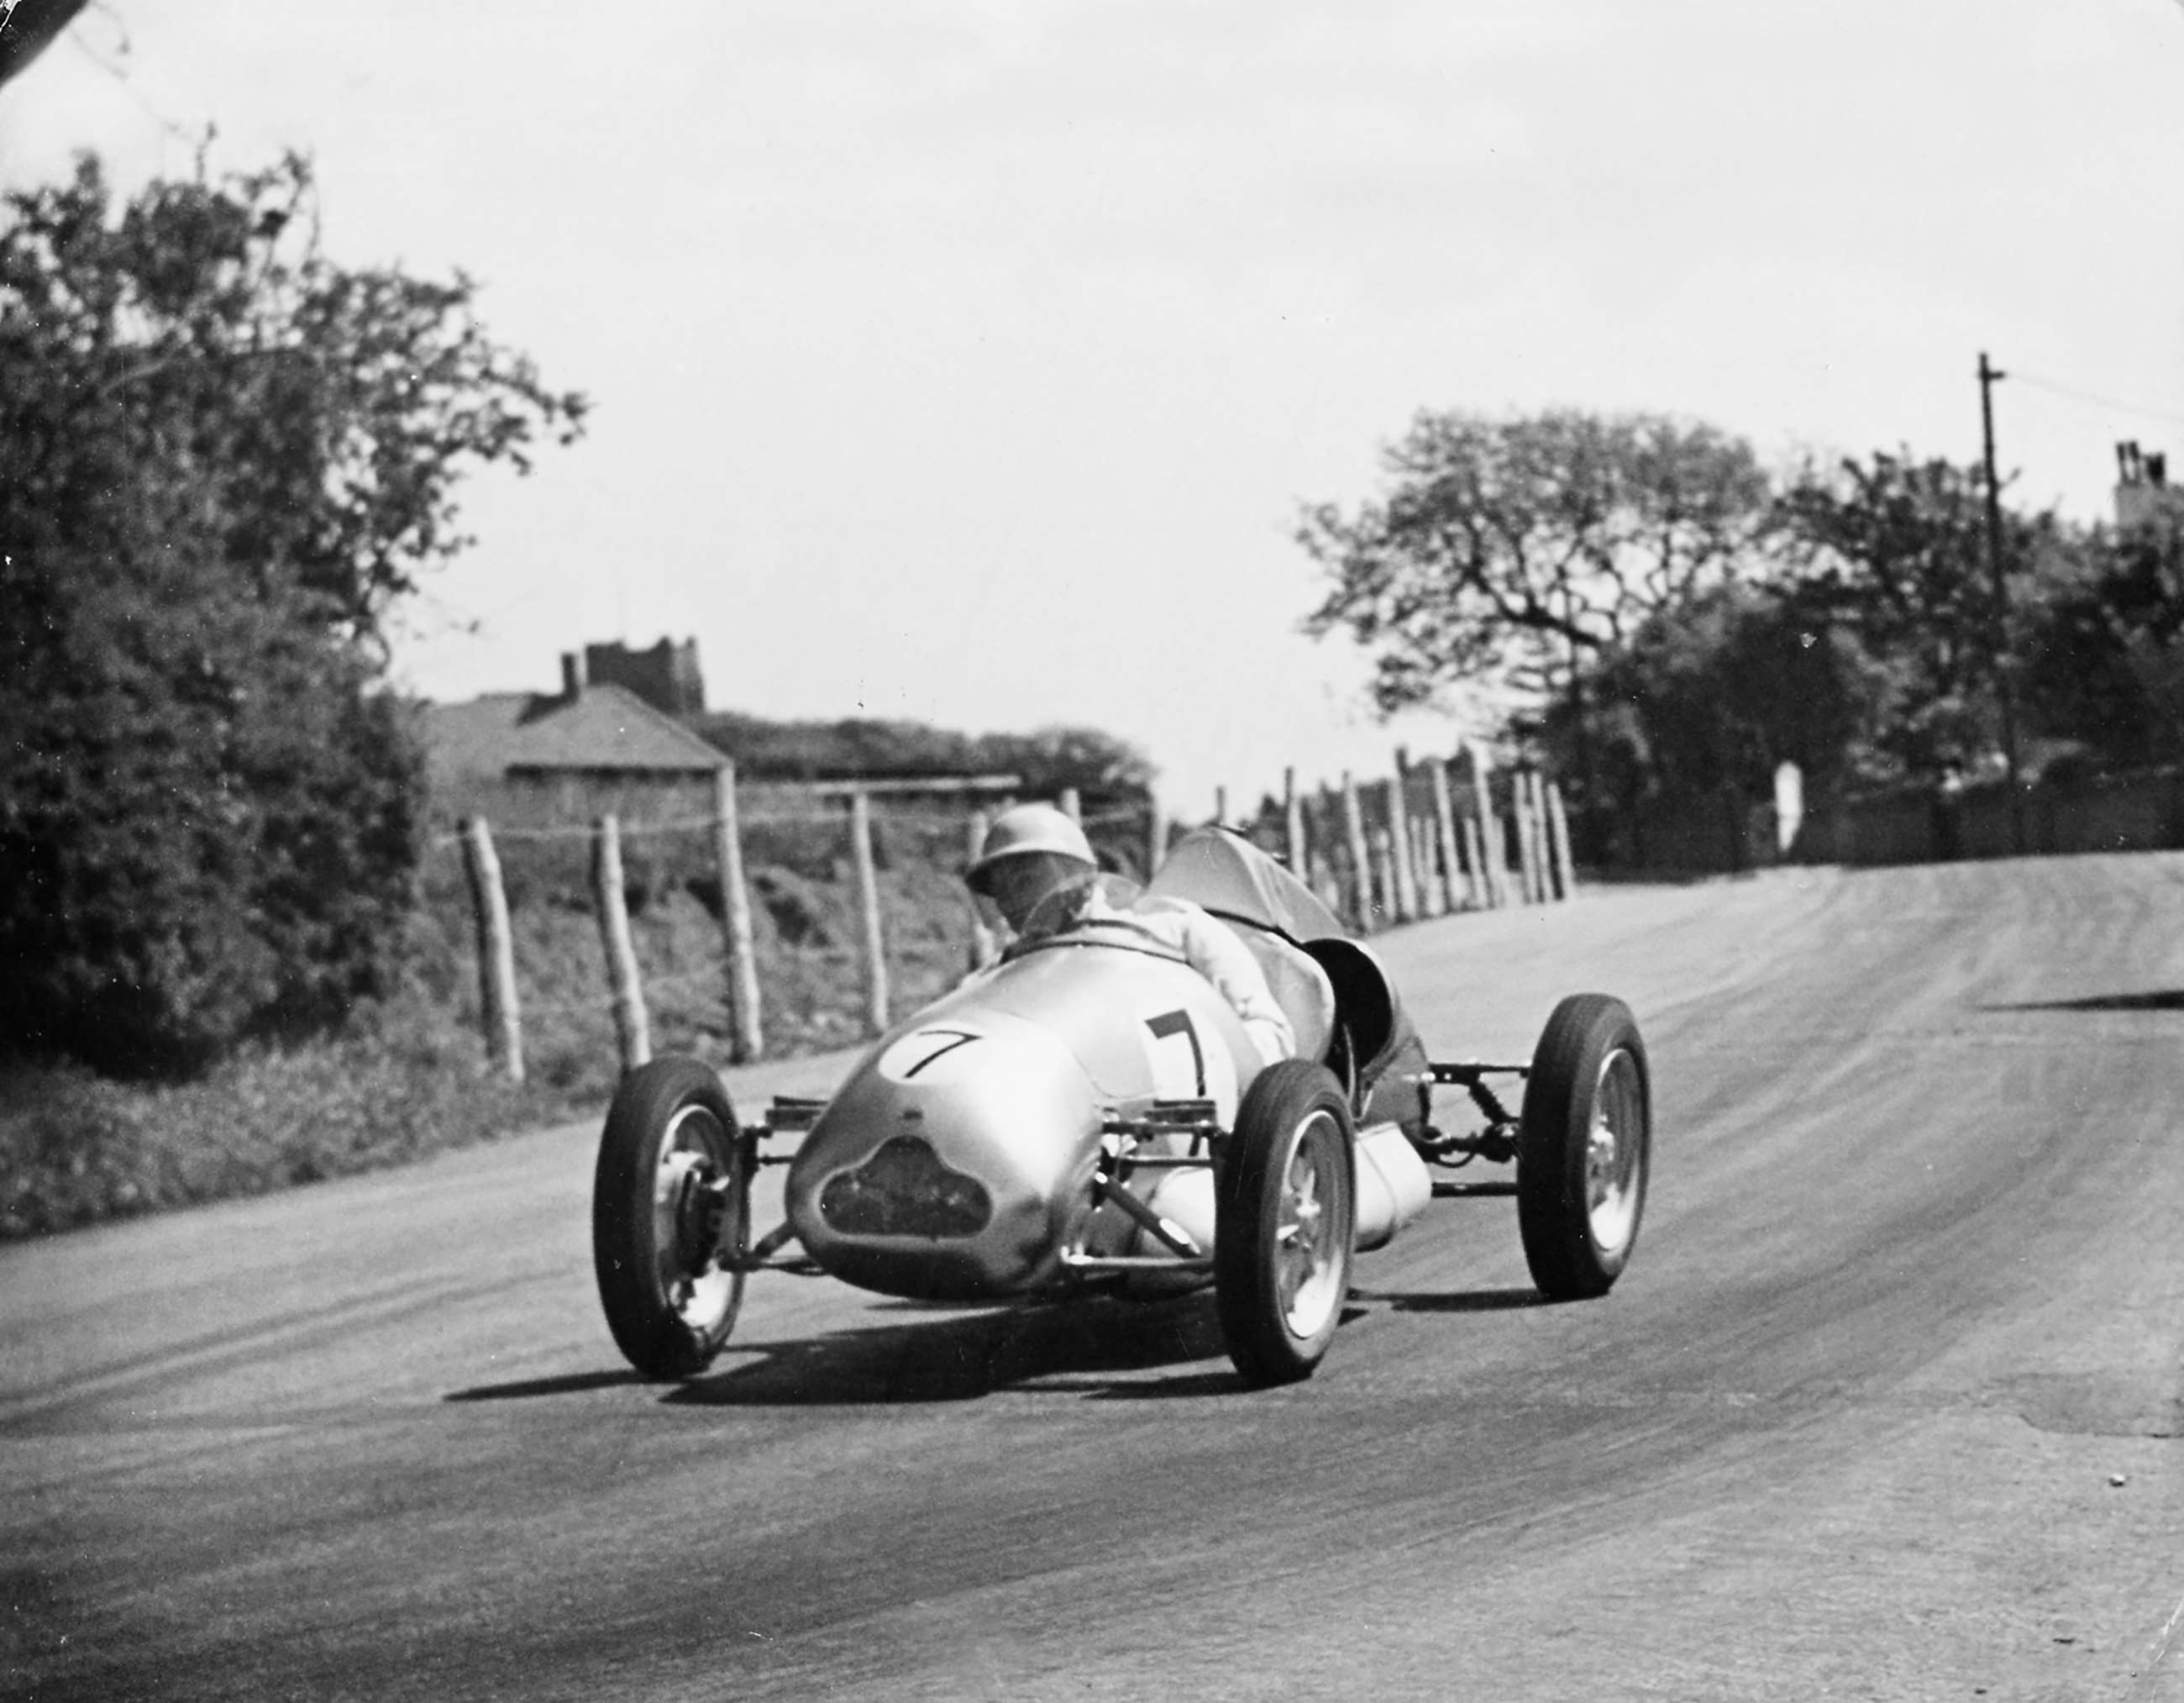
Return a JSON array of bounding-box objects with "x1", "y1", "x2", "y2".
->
[
  {"x1": 1126, "y1": 893, "x2": 1207, "y2": 922},
  {"x1": 1121, "y1": 893, "x2": 1235, "y2": 954}
]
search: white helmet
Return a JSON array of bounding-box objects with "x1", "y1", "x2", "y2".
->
[{"x1": 967, "y1": 803, "x2": 1095, "y2": 895}]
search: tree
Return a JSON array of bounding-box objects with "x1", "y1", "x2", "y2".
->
[
  {"x1": 1548, "y1": 580, "x2": 1890, "y2": 818},
  {"x1": 2019, "y1": 518, "x2": 2184, "y2": 771},
  {"x1": 1, "y1": 154, "x2": 586, "y2": 1073},
  {"x1": 690, "y1": 713, "x2": 1154, "y2": 801},
  {"x1": 1298, "y1": 409, "x2": 1776, "y2": 716},
  {"x1": 973, "y1": 726, "x2": 1155, "y2": 801},
  {"x1": 1773, "y1": 450, "x2": 2064, "y2": 782}
]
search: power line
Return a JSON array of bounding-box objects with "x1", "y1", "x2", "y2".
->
[
  {"x1": 61, "y1": 1, "x2": 199, "y2": 150},
  {"x1": 2009, "y1": 370, "x2": 2184, "y2": 433}
]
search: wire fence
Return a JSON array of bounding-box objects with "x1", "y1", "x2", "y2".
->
[{"x1": 429, "y1": 753, "x2": 1576, "y2": 1085}]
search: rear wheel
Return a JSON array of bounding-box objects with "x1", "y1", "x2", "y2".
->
[
  {"x1": 1215, "y1": 1061, "x2": 1357, "y2": 1385},
  {"x1": 1516, "y1": 995, "x2": 1650, "y2": 1300},
  {"x1": 591, "y1": 1056, "x2": 749, "y2": 1379}
]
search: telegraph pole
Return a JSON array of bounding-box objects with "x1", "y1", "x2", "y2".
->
[{"x1": 1978, "y1": 351, "x2": 2026, "y2": 854}]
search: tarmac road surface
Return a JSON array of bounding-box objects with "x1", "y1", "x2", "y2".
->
[{"x1": 5, "y1": 854, "x2": 2183, "y2": 1700}]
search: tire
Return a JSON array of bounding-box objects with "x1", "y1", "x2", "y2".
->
[
  {"x1": 591, "y1": 1055, "x2": 749, "y2": 1379},
  {"x1": 1215, "y1": 1060, "x2": 1357, "y2": 1386},
  {"x1": 1516, "y1": 994, "x2": 1651, "y2": 1301}
]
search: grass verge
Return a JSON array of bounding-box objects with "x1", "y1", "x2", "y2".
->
[
  {"x1": 3, "y1": 838, "x2": 982, "y2": 1241},
  {"x1": 0, "y1": 1002, "x2": 581, "y2": 1239}
]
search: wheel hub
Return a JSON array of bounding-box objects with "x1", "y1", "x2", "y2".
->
[
  {"x1": 664, "y1": 1151, "x2": 724, "y2": 1259},
  {"x1": 1277, "y1": 1121, "x2": 1344, "y2": 1338},
  {"x1": 1584, "y1": 1049, "x2": 1644, "y2": 1253},
  {"x1": 654, "y1": 1136, "x2": 738, "y2": 1329}
]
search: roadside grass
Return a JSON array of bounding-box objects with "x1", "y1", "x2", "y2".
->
[
  {"x1": 0, "y1": 1004, "x2": 562, "y2": 1239},
  {"x1": 3, "y1": 841, "x2": 983, "y2": 1241}
]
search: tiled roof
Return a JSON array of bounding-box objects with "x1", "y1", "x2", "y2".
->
[{"x1": 419, "y1": 684, "x2": 725, "y2": 784}]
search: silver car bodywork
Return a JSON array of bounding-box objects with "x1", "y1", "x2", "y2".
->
[
  {"x1": 786, "y1": 940, "x2": 1259, "y2": 1299},
  {"x1": 782, "y1": 828, "x2": 1429, "y2": 1301}
]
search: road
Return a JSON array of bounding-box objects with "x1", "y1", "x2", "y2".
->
[{"x1": 5, "y1": 855, "x2": 2182, "y2": 1700}]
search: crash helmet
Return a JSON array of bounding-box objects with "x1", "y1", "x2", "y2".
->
[{"x1": 966, "y1": 802, "x2": 1095, "y2": 895}]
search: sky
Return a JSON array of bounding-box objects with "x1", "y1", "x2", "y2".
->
[{"x1": 5, "y1": 1, "x2": 2184, "y2": 817}]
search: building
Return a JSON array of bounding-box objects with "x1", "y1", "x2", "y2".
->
[
  {"x1": 2114, "y1": 440, "x2": 2184, "y2": 534},
  {"x1": 582, "y1": 637, "x2": 706, "y2": 717},
  {"x1": 417, "y1": 652, "x2": 725, "y2": 829}
]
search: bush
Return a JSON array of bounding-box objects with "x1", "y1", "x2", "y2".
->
[
  {"x1": 0, "y1": 152, "x2": 580, "y2": 1078},
  {"x1": 0, "y1": 552, "x2": 425, "y2": 1074},
  {"x1": 0, "y1": 997, "x2": 563, "y2": 1238},
  {"x1": 1, "y1": 832, "x2": 993, "y2": 1239}
]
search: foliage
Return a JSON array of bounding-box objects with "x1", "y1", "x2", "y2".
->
[
  {"x1": 2019, "y1": 519, "x2": 2184, "y2": 770},
  {"x1": 0, "y1": 992, "x2": 557, "y2": 1238},
  {"x1": 690, "y1": 712, "x2": 1155, "y2": 798},
  {"x1": 1544, "y1": 581, "x2": 1892, "y2": 814},
  {"x1": 3, "y1": 825, "x2": 986, "y2": 1239},
  {"x1": 1, "y1": 153, "x2": 585, "y2": 1074},
  {"x1": 2, "y1": 549, "x2": 423, "y2": 1070},
  {"x1": 976, "y1": 726, "x2": 1157, "y2": 797},
  {"x1": 1767, "y1": 449, "x2": 2070, "y2": 781},
  {"x1": 2, "y1": 152, "x2": 586, "y2": 642},
  {"x1": 1299, "y1": 409, "x2": 1775, "y2": 712},
  {"x1": 1305, "y1": 398, "x2": 2184, "y2": 847}
]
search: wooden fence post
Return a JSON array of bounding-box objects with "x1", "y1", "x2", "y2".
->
[
  {"x1": 1545, "y1": 780, "x2": 1577, "y2": 901},
  {"x1": 1468, "y1": 744, "x2": 1506, "y2": 907},
  {"x1": 1284, "y1": 767, "x2": 1306, "y2": 873},
  {"x1": 462, "y1": 816, "x2": 522, "y2": 1083},
  {"x1": 849, "y1": 791, "x2": 889, "y2": 1037},
  {"x1": 1526, "y1": 774, "x2": 1553, "y2": 903},
  {"x1": 1371, "y1": 828, "x2": 1399, "y2": 927},
  {"x1": 1509, "y1": 774, "x2": 1530, "y2": 904},
  {"x1": 1460, "y1": 814, "x2": 1488, "y2": 911},
  {"x1": 1510, "y1": 773, "x2": 1535, "y2": 905},
  {"x1": 1314, "y1": 785, "x2": 1339, "y2": 912},
  {"x1": 1522, "y1": 773, "x2": 1551, "y2": 904},
  {"x1": 1214, "y1": 785, "x2": 1228, "y2": 828},
  {"x1": 1058, "y1": 787, "x2": 1082, "y2": 823},
  {"x1": 592, "y1": 813, "x2": 652, "y2": 1073},
  {"x1": 1425, "y1": 758, "x2": 1457, "y2": 913},
  {"x1": 1305, "y1": 787, "x2": 1339, "y2": 911},
  {"x1": 966, "y1": 807, "x2": 997, "y2": 970},
  {"x1": 1389, "y1": 751, "x2": 1420, "y2": 922},
  {"x1": 1414, "y1": 817, "x2": 1445, "y2": 917},
  {"x1": 1341, "y1": 772, "x2": 1373, "y2": 930},
  {"x1": 1309, "y1": 851, "x2": 1337, "y2": 914},
  {"x1": 1147, "y1": 798, "x2": 1168, "y2": 880},
  {"x1": 712, "y1": 764, "x2": 763, "y2": 1064}
]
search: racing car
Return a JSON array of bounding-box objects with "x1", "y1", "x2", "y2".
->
[{"x1": 591, "y1": 827, "x2": 1650, "y2": 1387}]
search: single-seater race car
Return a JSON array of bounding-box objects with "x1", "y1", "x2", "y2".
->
[{"x1": 591, "y1": 828, "x2": 1651, "y2": 1387}]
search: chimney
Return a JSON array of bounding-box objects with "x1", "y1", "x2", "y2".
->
[
  {"x1": 2118, "y1": 440, "x2": 2145, "y2": 486},
  {"x1": 2150, "y1": 452, "x2": 2168, "y2": 488},
  {"x1": 560, "y1": 651, "x2": 586, "y2": 700}
]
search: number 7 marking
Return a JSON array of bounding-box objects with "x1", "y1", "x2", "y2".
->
[
  {"x1": 1144, "y1": 1009, "x2": 1205, "y2": 1095},
  {"x1": 901, "y1": 1029, "x2": 980, "y2": 1078}
]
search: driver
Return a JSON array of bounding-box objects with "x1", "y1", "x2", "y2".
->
[{"x1": 965, "y1": 803, "x2": 1296, "y2": 1069}]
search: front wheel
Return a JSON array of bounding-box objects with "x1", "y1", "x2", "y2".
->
[
  {"x1": 1215, "y1": 1061, "x2": 1357, "y2": 1386},
  {"x1": 591, "y1": 1055, "x2": 749, "y2": 1379},
  {"x1": 1516, "y1": 994, "x2": 1651, "y2": 1300}
]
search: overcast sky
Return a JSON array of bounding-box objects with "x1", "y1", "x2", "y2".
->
[{"x1": 6, "y1": 1, "x2": 2183, "y2": 816}]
